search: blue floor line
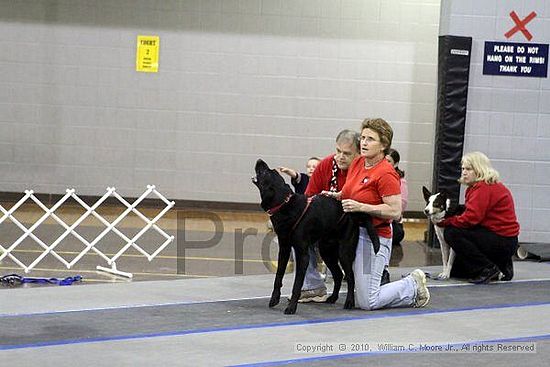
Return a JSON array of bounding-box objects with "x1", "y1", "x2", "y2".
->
[
  {"x1": 227, "y1": 333, "x2": 550, "y2": 367},
  {"x1": 1, "y1": 301, "x2": 550, "y2": 351}
]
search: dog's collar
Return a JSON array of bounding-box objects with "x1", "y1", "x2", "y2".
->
[{"x1": 267, "y1": 193, "x2": 293, "y2": 216}]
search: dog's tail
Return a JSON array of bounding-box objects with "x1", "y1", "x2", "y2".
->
[{"x1": 351, "y1": 213, "x2": 381, "y2": 254}]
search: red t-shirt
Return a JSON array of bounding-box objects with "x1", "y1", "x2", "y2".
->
[
  {"x1": 341, "y1": 157, "x2": 401, "y2": 238},
  {"x1": 440, "y1": 181, "x2": 520, "y2": 237},
  {"x1": 305, "y1": 154, "x2": 348, "y2": 196}
]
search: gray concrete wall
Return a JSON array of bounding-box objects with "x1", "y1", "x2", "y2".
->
[{"x1": 0, "y1": 0, "x2": 441, "y2": 210}]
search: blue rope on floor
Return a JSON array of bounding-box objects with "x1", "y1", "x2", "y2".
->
[{"x1": 1, "y1": 274, "x2": 82, "y2": 287}]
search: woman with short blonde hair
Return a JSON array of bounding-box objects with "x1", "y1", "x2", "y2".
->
[
  {"x1": 459, "y1": 151, "x2": 500, "y2": 185},
  {"x1": 437, "y1": 152, "x2": 520, "y2": 284}
]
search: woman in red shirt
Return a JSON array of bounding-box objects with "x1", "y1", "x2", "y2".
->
[
  {"x1": 325, "y1": 118, "x2": 430, "y2": 310},
  {"x1": 438, "y1": 152, "x2": 520, "y2": 284}
]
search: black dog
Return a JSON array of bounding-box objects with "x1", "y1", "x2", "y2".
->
[{"x1": 252, "y1": 159, "x2": 379, "y2": 314}]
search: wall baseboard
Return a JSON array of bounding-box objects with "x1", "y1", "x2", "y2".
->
[
  {"x1": 0, "y1": 191, "x2": 425, "y2": 217},
  {"x1": 0, "y1": 191, "x2": 262, "y2": 212}
]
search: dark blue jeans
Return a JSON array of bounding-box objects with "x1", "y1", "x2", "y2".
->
[{"x1": 443, "y1": 225, "x2": 518, "y2": 278}]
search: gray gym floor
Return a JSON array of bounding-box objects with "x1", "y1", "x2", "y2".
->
[
  {"x1": 2, "y1": 261, "x2": 550, "y2": 366},
  {"x1": 2, "y1": 208, "x2": 549, "y2": 366}
]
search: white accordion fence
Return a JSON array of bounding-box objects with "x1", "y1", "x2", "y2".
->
[{"x1": 0, "y1": 185, "x2": 175, "y2": 278}]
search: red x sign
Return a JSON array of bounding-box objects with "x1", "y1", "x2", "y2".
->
[{"x1": 505, "y1": 11, "x2": 537, "y2": 41}]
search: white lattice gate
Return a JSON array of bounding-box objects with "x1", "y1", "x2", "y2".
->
[{"x1": 0, "y1": 185, "x2": 175, "y2": 278}]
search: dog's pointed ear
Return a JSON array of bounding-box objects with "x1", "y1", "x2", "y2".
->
[
  {"x1": 422, "y1": 186, "x2": 432, "y2": 202},
  {"x1": 255, "y1": 159, "x2": 270, "y2": 174}
]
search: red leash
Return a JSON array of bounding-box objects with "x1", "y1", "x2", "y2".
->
[{"x1": 291, "y1": 196, "x2": 314, "y2": 232}]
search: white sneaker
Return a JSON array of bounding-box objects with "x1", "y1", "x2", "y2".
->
[
  {"x1": 297, "y1": 287, "x2": 328, "y2": 303},
  {"x1": 410, "y1": 269, "x2": 430, "y2": 308}
]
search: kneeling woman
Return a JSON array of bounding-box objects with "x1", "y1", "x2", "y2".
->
[
  {"x1": 327, "y1": 118, "x2": 430, "y2": 310},
  {"x1": 438, "y1": 152, "x2": 520, "y2": 283}
]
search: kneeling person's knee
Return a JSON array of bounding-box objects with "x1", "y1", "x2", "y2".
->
[{"x1": 443, "y1": 226, "x2": 461, "y2": 243}]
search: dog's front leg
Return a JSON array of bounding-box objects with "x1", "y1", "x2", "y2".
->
[
  {"x1": 270, "y1": 245, "x2": 291, "y2": 308},
  {"x1": 435, "y1": 226, "x2": 451, "y2": 280},
  {"x1": 446, "y1": 248, "x2": 456, "y2": 278},
  {"x1": 440, "y1": 243, "x2": 450, "y2": 279},
  {"x1": 285, "y1": 247, "x2": 309, "y2": 315}
]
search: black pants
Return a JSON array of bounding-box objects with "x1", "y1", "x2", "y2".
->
[
  {"x1": 444, "y1": 225, "x2": 518, "y2": 279},
  {"x1": 391, "y1": 221, "x2": 404, "y2": 247}
]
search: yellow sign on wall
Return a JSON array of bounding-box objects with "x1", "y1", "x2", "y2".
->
[{"x1": 136, "y1": 35, "x2": 160, "y2": 72}]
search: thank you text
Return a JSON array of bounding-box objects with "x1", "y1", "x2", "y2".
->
[{"x1": 483, "y1": 41, "x2": 548, "y2": 77}]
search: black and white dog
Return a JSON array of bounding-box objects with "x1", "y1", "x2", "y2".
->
[{"x1": 422, "y1": 186, "x2": 464, "y2": 280}]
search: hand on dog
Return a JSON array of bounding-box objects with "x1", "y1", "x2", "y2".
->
[
  {"x1": 321, "y1": 190, "x2": 341, "y2": 200},
  {"x1": 433, "y1": 218, "x2": 446, "y2": 227},
  {"x1": 341, "y1": 199, "x2": 364, "y2": 213},
  {"x1": 277, "y1": 166, "x2": 298, "y2": 179}
]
